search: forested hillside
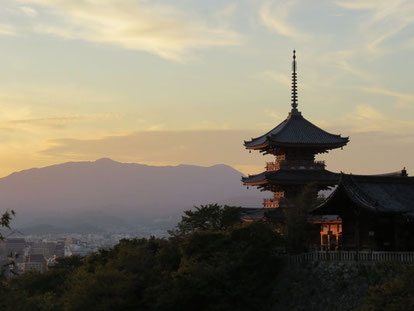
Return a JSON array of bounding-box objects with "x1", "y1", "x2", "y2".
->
[{"x1": 0, "y1": 205, "x2": 411, "y2": 311}]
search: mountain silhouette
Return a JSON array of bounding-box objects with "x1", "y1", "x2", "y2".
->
[{"x1": 0, "y1": 159, "x2": 263, "y2": 233}]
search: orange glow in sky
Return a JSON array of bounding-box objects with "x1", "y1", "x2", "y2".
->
[{"x1": 0, "y1": 0, "x2": 413, "y2": 177}]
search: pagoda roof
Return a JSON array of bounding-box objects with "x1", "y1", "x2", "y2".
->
[
  {"x1": 244, "y1": 111, "x2": 349, "y2": 150},
  {"x1": 313, "y1": 172, "x2": 414, "y2": 216},
  {"x1": 242, "y1": 169, "x2": 339, "y2": 187},
  {"x1": 245, "y1": 51, "x2": 349, "y2": 152}
]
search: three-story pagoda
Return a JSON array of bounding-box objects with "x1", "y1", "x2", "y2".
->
[{"x1": 242, "y1": 51, "x2": 349, "y2": 210}]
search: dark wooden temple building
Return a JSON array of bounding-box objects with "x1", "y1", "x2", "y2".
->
[
  {"x1": 313, "y1": 171, "x2": 414, "y2": 251},
  {"x1": 242, "y1": 51, "x2": 414, "y2": 251},
  {"x1": 242, "y1": 51, "x2": 348, "y2": 218},
  {"x1": 240, "y1": 51, "x2": 414, "y2": 252}
]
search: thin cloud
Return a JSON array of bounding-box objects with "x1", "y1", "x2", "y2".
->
[
  {"x1": 261, "y1": 70, "x2": 291, "y2": 87},
  {"x1": 1, "y1": 114, "x2": 120, "y2": 130},
  {"x1": 334, "y1": 57, "x2": 373, "y2": 82},
  {"x1": 344, "y1": 105, "x2": 387, "y2": 133},
  {"x1": 20, "y1": 6, "x2": 38, "y2": 17},
  {"x1": 259, "y1": 0, "x2": 309, "y2": 40},
  {"x1": 0, "y1": 24, "x2": 17, "y2": 36},
  {"x1": 335, "y1": 0, "x2": 391, "y2": 10},
  {"x1": 18, "y1": 0, "x2": 242, "y2": 62},
  {"x1": 344, "y1": 104, "x2": 414, "y2": 133},
  {"x1": 336, "y1": 0, "x2": 414, "y2": 56},
  {"x1": 39, "y1": 129, "x2": 266, "y2": 170},
  {"x1": 7, "y1": 116, "x2": 84, "y2": 129},
  {"x1": 362, "y1": 87, "x2": 414, "y2": 108},
  {"x1": 264, "y1": 109, "x2": 282, "y2": 120},
  {"x1": 38, "y1": 127, "x2": 414, "y2": 178}
]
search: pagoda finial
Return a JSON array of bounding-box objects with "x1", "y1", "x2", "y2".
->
[{"x1": 291, "y1": 50, "x2": 298, "y2": 112}]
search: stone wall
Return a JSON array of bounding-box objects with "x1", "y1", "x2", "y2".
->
[{"x1": 268, "y1": 261, "x2": 410, "y2": 311}]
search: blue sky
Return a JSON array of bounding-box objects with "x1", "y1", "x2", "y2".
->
[{"x1": 0, "y1": 0, "x2": 413, "y2": 176}]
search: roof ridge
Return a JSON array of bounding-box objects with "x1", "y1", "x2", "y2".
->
[
  {"x1": 348, "y1": 174, "x2": 414, "y2": 183},
  {"x1": 344, "y1": 175, "x2": 379, "y2": 211}
]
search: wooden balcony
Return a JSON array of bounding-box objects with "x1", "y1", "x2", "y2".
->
[
  {"x1": 273, "y1": 191, "x2": 285, "y2": 199},
  {"x1": 266, "y1": 160, "x2": 325, "y2": 171},
  {"x1": 266, "y1": 162, "x2": 280, "y2": 171},
  {"x1": 264, "y1": 198, "x2": 279, "y2": 208}
]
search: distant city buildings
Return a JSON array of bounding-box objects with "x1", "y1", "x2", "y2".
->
[
  {"x1": 24, "y1": 254, "x2": 47, "y2": 273},
  {"x1": 0, "y1": 229, "x2": 161, "y2": 275}
]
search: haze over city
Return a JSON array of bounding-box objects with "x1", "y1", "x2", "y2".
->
[{"x1": 0, "y1": 0, "x2": 413, "y2": 178}]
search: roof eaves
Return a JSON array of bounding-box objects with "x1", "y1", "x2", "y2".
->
[{"x1": 342, "y1": 175, "x2": 380, "y2": 212}]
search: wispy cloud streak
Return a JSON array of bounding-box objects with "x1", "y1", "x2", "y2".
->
[
  {"x1": 0, "y1": 24, "x2": 17, "y2": 35},
  {"x1": 18, "y1": 0, "x2": 242, "y2": 61},
  {"x1": 362, "y1": 87, "x2": 414, "y2": 108},
  {"x1": 336, "y1": 0, "x2": 414, "y2": 55},
  {"x1": 259, "y1": 0, "x2": 309, "y2": 40}
]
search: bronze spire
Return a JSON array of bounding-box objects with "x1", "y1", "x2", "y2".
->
[{"x1": 291, "y1": 50, "x2": 298, "y2": 112}]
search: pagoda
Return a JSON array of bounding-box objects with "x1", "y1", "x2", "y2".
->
[{"x1": 242, "y1": 51, "x2": 349, "y2": 210}]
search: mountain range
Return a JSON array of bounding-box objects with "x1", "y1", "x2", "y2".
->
[{"x1": 0, "y1": 159, "x2": 263, "y2": 234}]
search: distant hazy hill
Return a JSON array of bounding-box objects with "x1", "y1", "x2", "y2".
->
[{"x1": 0, "y1": 159, "x2": 263, "y2": 233}]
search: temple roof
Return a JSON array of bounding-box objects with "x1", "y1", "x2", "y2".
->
[
  {"x1": 314, "y1": 173, "x2": 414, "y2": 216},
  {"x1": 244, "y1": 51, "x2": 348, "y2": 152},
  {"x1": 244, "y1": 111, "x2": 349, "y2": 150},
  {"x1": 242, "y1": 169, "x2": 339, "y2": 186}
]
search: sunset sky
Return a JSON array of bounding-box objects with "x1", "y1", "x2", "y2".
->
[{"x1": 0, "y1": 0, "x2": 413, "y2": 177}]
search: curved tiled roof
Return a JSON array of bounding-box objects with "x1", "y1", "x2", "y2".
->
[
  {"x1": 315, "y1": 173, "x2": 414, "y2": 215},
  {"x1": 344, "y1": 175, "x2": 414, "y2": 214},
  {"x1": 244, "y1": 111, "x2": 349, "y2": 149},
  {"x1": 242, "y1": 169, "x2": 339, "y2": 186},
  {"x1": 241, "y1": 172, "x2": 267, "y2": 184}
]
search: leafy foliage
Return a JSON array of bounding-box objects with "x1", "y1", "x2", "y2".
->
[
  {"x1": 283, "y1": 183, "x2": 322, "y2": 253},
  {"x1": 0, "y1": 210, "x2": 16, "y2": 240},
  {"x1": 358, "y1": 265, "x2": 414, "y2": 311},
  {"x1": 0, "y1": 205, "x2": 284, "y2": 311},
  {"x1": 172, "y1": 204, "x2": 242, "y2": 235}
]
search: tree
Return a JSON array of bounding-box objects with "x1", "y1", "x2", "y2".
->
[
  {"x1": 283, "y1": 183, "x2": 323, "y2": 253},
  {"x1": 63, "y1": 238, "x2": 180, "y2": 311},
  {"x1": 164, "y1": 222, "x2": 284, "y2": 311},
  {"x1": 171, "y1": 204, "x2": 242, "y2": 235},
  {"x1": 0, "y1": 207, "x2": 286, "y2": 311},
  {"x1": 60, "y1": 217, "x2": 283, "y2": 311},
  {"x1": 0, "y1": 210, "x2": 16, "y2": 240},
  {"x1": 0, "y1": 210, "x2": 17, "y2": 277},
  {"x1": 358, "y1": 266, "x2": 414, "y2": 311}
]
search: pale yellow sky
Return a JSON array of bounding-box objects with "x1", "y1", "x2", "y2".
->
[{"x1": 0, "y1": 0, "x2": 413, "y2": 177}]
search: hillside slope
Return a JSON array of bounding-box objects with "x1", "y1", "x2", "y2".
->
[{"x1": 0, "y1": 159, "x2": 263, "y2": 232}]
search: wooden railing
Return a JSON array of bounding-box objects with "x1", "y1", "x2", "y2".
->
[
  {"x1": 266, "y1": 160, "x2": 326, "y2": 171},
  {"x1": 264, "y1": 198, "x2": 279, "y2": 208},
  {"x1": 289, "y1": 251, "x2": 414, "y2": 264},
  {"x1": 281, "y1": 160, "x2": 325, "y2": 170},
  {"x1": 266, "y1": 162, "x2": 280, "y2": 171}
]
